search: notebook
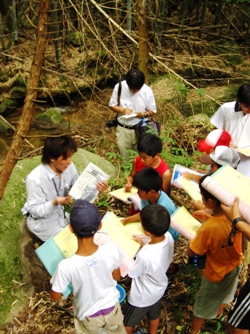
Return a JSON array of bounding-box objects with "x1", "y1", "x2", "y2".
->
[
  {"x1": 170, "y1": 206, "x2": 201, "y2": 240},
  {"x1": 201, "y1": 165, "x2": 250, "y2": 224}
]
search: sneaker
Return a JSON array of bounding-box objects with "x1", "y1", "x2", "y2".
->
[{"x1": 181, "y1": 325, "x2": 201, "y2": 334}]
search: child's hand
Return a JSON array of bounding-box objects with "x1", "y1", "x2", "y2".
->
[
  {"x1": 124, "y1": 182, "x2": 132, "y2": 192},
  {"x1": 182, "y1": 172, "x2": 201, "y2": 183},
  {"x1": 221, "y1": 197, "x2": 241, "y2": 222},
  {"x1": 125, "y1": 176, "x2": 133, "y2": 192},
  {"x1": 192, "y1": 209, "x2": 211, "y2": 222},
  {"x1": 133, "y1": 236, "x2": 145, "y2": 248},
  {"x1": 191, "y1": 200, "x2": 205, "y2": 211}
]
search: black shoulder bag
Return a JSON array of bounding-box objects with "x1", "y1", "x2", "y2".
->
[{"x1": 134, "y1": 117, "x2": 161, "y2": 142}]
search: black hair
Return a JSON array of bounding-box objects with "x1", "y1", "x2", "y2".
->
[
  {"x1": 132, "y1": 167, "x2": 162, "y2": 192},
  {"x1": 237, "y1": 83, "x2": 250, "y2": 107},
  {"x1": 126, "y1": 69, "x2": 145, "y2": 90},
  {"x1": 212, "y1": 161, "x2": 222, "y2": 169},
  {"x1": 140, "y1": 204, "x2": 170, "y2": 237},
  {"x1": 199, "y1": 174, "x2": 221, "y2": 206},
  {"x1": 137, "y1": 133, "x2": 163, "y2": 157},
  {"x1": 42, "y1": 135, "x2": 78, "y2": 164},
  {"x1": 73, "y1": 225, "x2": 98, "y2": 239}
]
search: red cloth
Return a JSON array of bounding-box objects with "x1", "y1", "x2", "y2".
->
[
  {"x1": 129, "y1": 157, "x2": 170, "y2": 215},
  {"x1": 135, "y1": 156, "x2": 170, "y2": 177}
]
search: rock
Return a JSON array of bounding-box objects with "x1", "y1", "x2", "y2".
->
[
  {"x1": 188, "y1": 113, "x2": 210, "y2": 125},
  {"x1": 33, "y1": 107, "x2": 68, "y2": 130}
]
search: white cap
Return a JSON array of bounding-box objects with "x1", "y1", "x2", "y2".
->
[{"x1": 199, "y1": 146, "x2": 240, "y2": 168}]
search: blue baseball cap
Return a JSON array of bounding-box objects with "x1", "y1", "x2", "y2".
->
[{"x1": 70, "y1": 200, "x2": 101, "y2": 237}]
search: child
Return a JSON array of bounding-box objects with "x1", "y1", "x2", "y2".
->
[
  {"x1": 122, "y1": 167, "x2": 179, "y2": 243},
  {"x1": 50, "y1": 199, "x2": 126, "y2": 334},
  {"x1": 186, "y1": 174, "x2": 243, "y2": 334},
  {"x1": 125, "y1": 133, "x2": 171, "y2": 196},
  {"x1": 186, "y1": 146, "x2": 240, "y2": 220},
  {"x1": 123, "y1": 204, "x2": 174, "y2": 334}
]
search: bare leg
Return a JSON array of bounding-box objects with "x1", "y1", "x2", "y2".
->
[
  {"x1": 190, "y1": 315, "x2": 204, "y2": 334},
  {"x1": 228, "y1": 323, "x2": 249, "y2": 334},
  {"x1": 148, "y1": 317, "x2": 160, "y2": 334},
  {"x1": 216, "y1": 304, "x2": 225, "y2": 316},
  {"x1": 125, "y1": 326, "x2": 133, "y2": 334}
]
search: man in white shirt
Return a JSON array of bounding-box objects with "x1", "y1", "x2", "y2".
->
[
  {"x1": 22, "y1": 136, "x2": 107, "y2": 241},
  {"x1": 109, "y1": 69, "x2": 157, "y2": 162},
  {"x1": 210, "y1": 83, "x2": 250, "y2": 178}
]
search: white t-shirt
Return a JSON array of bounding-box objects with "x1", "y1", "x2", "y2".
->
[
  {"x1": 109, "y1": 80, "x2": 157, "y2": 126},
  {"x1": 210, "y1": 101, "x2": 250, "y2": 177},
  {"x1": 22, "y1": 163, "x2": 78, "y2": 241},
  {"x1": 128, "y1": 232, "x2": 174, "y2": 307},
  {"x1": 51, "y1": 243, "x2": 123, "y2": 320}
]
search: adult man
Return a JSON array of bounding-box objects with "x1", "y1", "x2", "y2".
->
[
  {"x1": 210, "y1": 83, "x2": 250, "y2": 178},
  {"x1": 22, "y1": 135, "x2": 107, "y2": 241},
  {"x1": 109, "y1": 69, "x2": 157, "y2": 162}
]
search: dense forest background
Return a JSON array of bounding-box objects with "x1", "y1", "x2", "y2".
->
[{"x1": 1, "y1": 0, "x2": 250, "y2": 104}]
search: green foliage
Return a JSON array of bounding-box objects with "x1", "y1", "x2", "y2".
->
[
  {"x1": 161, "y1": 117, "x2": 194, "y2": 170},
  {"x1": 196, "y1": 88, "x2": 205, "y2": 97},
  {"x1": 0, "y1": 99, "x2": 17, "y2": 115},
  {"x1": 105, "y1": 150, "x2": 137, "y2": 190},
  {"x1": 35, "y1": 108, "x2": 65, "y2": 125},
  {"x1": 65, "y1": 31, "x2": 85, "y2": 47}
]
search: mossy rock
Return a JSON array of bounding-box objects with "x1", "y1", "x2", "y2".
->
[
  {"x1": 66, "y1": 31, "x2": 85, "y2": 47},
  {"x1": 151, "y1": 75, "x2": 190, "y2": 109},
  {"x1": 33, "y1": 108, "x2": 67, "y2": 130},
  {"x1": 188, "y1": 113, "x2": 211, "y2": 125},
  {"x1": 0, "y1": 148, "x2": 116, "y2": 325},
  {"x1": 0, "y1": 99, "x2": 17, "y2": 115},
  {"x1": 183, "y1": 100, "x2": 219, "y2": 118},
  {"x1": 10, "y1": 86, "x2": 26, "y2": 99}
]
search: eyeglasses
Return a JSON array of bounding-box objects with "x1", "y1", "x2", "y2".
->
[{"x1": 221, "y1": 228, "x2": 237, "y2": 248}]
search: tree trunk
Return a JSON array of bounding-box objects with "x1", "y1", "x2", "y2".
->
[
  {"x1": 137, "y1": 0, "x2": 148, "y2": 83},
  {"x1": 0, "y1": 0, "x2": 51, "y2": 201}
]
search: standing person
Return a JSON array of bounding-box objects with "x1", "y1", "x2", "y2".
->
[
  {"x1": 50, "y1": 200, "x2": 126, "y2": 334},
  {"x1": 109, "y1": 69, "x2": 157, "y2": 162},
  {"x1": 123, "y1": 204, "x2": 174, "y2": 334},
  {"x1": 210, "y1": 83, "x2": 250, "y2": 178},
  {"x1": 124, "y1": 133, "x2": 172, "y2": 196},
  {"x1": 186, "y1": 174, "x2": 243, "y2": 334},
  {"x1": 22, "y1": 135, "x2": 107, "y2": 241},
  {"x1": 221, "y1": 197, "x2": 250, "y2": 334}
]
